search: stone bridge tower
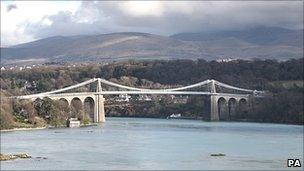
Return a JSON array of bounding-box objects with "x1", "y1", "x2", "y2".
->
[
  {"x1": 209, "y1": 80, "x2": 250, "y2": 121},
  {"x1": 96, "y1": 78, "x2": 105, "y2": 122},
  {"x1": 210, "y1": 80, "x2": 219, "y2": 121}
]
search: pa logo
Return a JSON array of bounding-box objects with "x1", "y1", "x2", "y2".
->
[{"x1": 287, "y1": 159, "x2": 301, "y2": 167}]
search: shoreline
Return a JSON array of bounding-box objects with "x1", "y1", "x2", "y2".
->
[
  {"x1": 108, "y1": 116, "x2": 304, "y2": 126},
  {"x1": 0, "y1": 126, "x2": 48, "y2": 133},
  {"x1": 0, "y1": 123, "x2": 98, "y2": 133},
  {"x1": 1, "y1": 117, "x2": 302, "y2": 132}
]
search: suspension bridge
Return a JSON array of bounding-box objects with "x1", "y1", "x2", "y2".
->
[{"x1": 14, "y1": 78, "x2": 264, "y2": 122}]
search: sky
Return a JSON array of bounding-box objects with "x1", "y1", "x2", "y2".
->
[{"x1": 1, "y1": 1, "x2": 303, "y2": 47}]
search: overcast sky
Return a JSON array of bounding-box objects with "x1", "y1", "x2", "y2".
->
[{"x1": 1, "y1": 1, "x2": 303, "y2": 46}]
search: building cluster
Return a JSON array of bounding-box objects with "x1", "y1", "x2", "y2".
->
[
  {"x1": 215, "y1": 58, "x2": 238, "y2": 63},
  {"x1": 1, "y1": 61, "x2": 109, "y2": 71},
  {"x1": 1, "y1": 65, "x2": 38, "y2": 71},
  {"x1": 23, "y1": 81, "x2": 38, "y2": 90},
  {"x1": 108, "y1": 94, "x2": 188, "y2": 103}
]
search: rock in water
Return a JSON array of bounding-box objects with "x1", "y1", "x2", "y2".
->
[
  {"x1": 14, "y1": 153, "x2": 31, "y2": 158},
  {"x1": 0, "y1": 154, "x2": 18, "y2": 161},
  {"x1": 36, "y1": 156, "x2": 47, "y2": 160},
  {"x1": 0, "y1": 153, "x2": 32, "y2": 161},
  {"x1": 210, "y1": 153, "x2": 226, "y2": 157}
]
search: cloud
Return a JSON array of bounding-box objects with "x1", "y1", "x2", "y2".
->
[
  {"x1": 0, "y1": 1, "x2": 80, "y2": 46},
  {"x1": 95, "y1": 1, "x2": 303, "y2": 33},
  {"x1": 1, "y1": 1, "x2": 303, "y2": 46},
  {"x1": 6, "y1": 4, "x2": 17, "y2": 12}
]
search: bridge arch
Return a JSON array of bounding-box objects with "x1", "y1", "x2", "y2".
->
[
  {"x1": 71, "y1": 97, "x2": 83, "y2": 106},
  {"x1": 238, "y1": 98, "x2": 248, "y2": 118},
  {"x1": 228, "y1": 98, "x2": 237, "y2": 120},
  {"x1": 239, "y1": 98, "x2": 247, "y2": 106},
  {"x1": 57, "y1": 98, "x2": 70, "y2": 114},
  {"x1": 70, "y1": 97, "x2": 83, "y2": 118},
  {"x1": 84, "y1": 97, "x2": 95, "y2": 122},
  {"x1": 239, "y1": 98, "x2": 247, "y2": 102},
  {"x1": 59, "y1": 98, "x2": 70, "y2": 106},
  {"x1": 218, "y1": 97, "x2": 229, "y2": 120}
]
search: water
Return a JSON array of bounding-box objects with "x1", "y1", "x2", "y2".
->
[{"x1": 1, "y1": 117, "x2": 303, "y2": 170}]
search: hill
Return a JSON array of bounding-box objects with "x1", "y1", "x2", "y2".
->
[
  {"x1": 1, "y1": 27, "x2": 303, "y2": 65},
  {"x1": 171, "y1": 26, "x2": 303, "y2": 47}
]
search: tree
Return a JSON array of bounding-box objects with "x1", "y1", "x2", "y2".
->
[
  {"x1": 35, "y1": 98, "x2": 68, "y2": 127},
  {"x1": 36, "y1": 97, "x2": 54, "y2": 119},
  {"x1": 36, "y1": 79, "x2": 53, "y2": 92},
  {"x1": 21, "y1": 100, "x2": 37, "y2": 124},
  {"x1": 48, "y1": 106, "x2": 62, "y2": 127},
  {"x1": 10, "y1": 78, "x2": 16, "y2": 89},
  {"x1": 0, "y1": 99, "x2": 15, "y2": 129}
]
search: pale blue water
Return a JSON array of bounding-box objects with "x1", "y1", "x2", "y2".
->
[{"x1": 1, "y1": 117, "x2": 303, "y2": 170}]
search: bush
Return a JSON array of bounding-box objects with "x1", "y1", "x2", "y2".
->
[{"x1": 0, "y1": 108, "x2": 15, "y2": 129}]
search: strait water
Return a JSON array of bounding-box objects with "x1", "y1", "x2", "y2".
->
[{"x1": 1, "y1": 117, "x2": 303, "y2": 170}]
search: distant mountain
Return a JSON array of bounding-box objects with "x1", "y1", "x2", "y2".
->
[
  {"x1": 171, "y1": 26, "x2": 303, "y2": 47},
  {"x1": 1, "y1": 27, "x2": 303, "y2": 65}
]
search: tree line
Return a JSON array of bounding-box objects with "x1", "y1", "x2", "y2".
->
[{"x1": 1, "y1": 58, "x2": 303, "y2": 92}]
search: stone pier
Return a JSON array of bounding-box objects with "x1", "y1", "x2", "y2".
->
[{"x1": 95, "y1": 78, "x2": 105, "y2": 123}]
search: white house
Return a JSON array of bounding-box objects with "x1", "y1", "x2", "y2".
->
[{"x1": 116, "y1": 94, "x2": 132, "y2": 102}]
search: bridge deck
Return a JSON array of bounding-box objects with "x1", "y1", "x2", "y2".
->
[{"x1": 16, "y1": 91, "x2": 250, "y2": 99}]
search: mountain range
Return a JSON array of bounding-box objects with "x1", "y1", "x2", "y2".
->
[{"x1": 1, "y1": 26, "x2": 303, "y2": 65}]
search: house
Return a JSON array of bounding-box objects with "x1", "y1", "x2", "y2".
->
[
  {"x1": 66, "y1": 118, "x2": 80, "y2": 128},
  {"x1": 138, "y1": 95, "x2": 152, "y2": 101},
  {"x1": 115, "y1": 94, "x2": 132, "y2": 102}
]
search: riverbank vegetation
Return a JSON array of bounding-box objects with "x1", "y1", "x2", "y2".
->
[
  {"x1": 0, "y1": 96, "x2": 89, "y2": 130},
  {"x1": 1, "y1": 58, "x2": 303, "y2": 129}
]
